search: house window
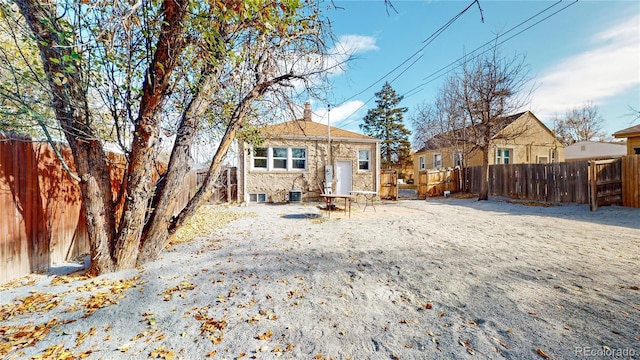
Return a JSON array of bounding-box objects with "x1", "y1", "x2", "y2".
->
[
  {"x1": 434, "y1": 153, "x2": 442, "y2": 169},
  {"x1": 272, "y1": 147, "x2": 287, "y2": 169},
  {"x1": 251, "y1": 146, "x2": 307, "y2": 171},
  {"x1": 419, "y1": 156, "x2": 425, "y2": 170},
  {"x1": 253, "y1": 147, "x2": 267, "y2": 169},
  {"x1": 291, "y1": 148, "x2": 306, "y2": 169},
  {"x1": 453, "y1": 151, "x2": 463, "y2": 167},
  {"x1": 550, "y1": 149, "x2": 557, "y2": 163},
  {"x1": 496, "y1": 148, "x2": 512, "y2": 164},
  {"x1": 635, "y1": 147, "x2": 640, "y2": 155},
  {"x1": 249, "y1": 193, "x2": 267, "y2": 203},
  {"x1": 537, "y1": 156, "x2": 548, "y2": 164},
  {"x1": 358, "y1": 150, "x2": 370, "y2": 171}
]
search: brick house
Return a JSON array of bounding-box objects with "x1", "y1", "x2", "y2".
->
[{"x1": 238, "y1": 103, "x2": 381, "y2": 203}]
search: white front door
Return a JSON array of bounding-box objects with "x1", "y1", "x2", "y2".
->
[{"x1": 335, "y1": 160, "x2": 352, "y2": 195}]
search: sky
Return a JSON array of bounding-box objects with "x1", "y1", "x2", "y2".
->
[{"x1": 304, "y1": 0, "x2": 640, "y2": 143}]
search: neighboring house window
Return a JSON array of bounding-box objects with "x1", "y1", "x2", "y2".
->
[
  {"x1": 434, "y1": 153, "x2": 442, "y2": 169},
  {"x1": 418, "y1": 156, "x2": 425, "y2": 170},
  {"x1": 358, "y1": 150, "x2": 370, "y2": 171},
  {"x1": 537, "y1": 156, "x2": 548, "y2": 163},
  {"x1": 550, "y1": 149, "x2": 557, "y2": 163},
  {"x1": 634, "y1": 147, "x2": 640, "y2": 155},
  {"x1": 291, "y1": 148, "x2": 306, "y2": 169},
  {"x1": 453, "y1": 151, "x2": 463, "y2": 167},
  {"x1": 251, "y1": 146, "x2": 307, "y2": 171},
  {"x1": 496, "y1": 148, "x2": 512, "y2": 164},
  {"x1": 272, "y1": 147, "x2": 287, "y2": 169},
  {"x1": 253, "y1": 147, "x2": 267, "y2": 169}
]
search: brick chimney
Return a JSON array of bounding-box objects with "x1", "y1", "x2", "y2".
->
[{"x1": 303, "y1": 102, "x2": 312, "y2": 121}]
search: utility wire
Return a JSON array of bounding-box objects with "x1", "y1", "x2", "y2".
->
[
  {"x1": 333, "y1": 0, "x2": 577, "y2": 130},
  {"x1": 337, "y1": 0, "x2": 482, "y2": 106},
  {"x1": 403, "y1": 0, "x2": 577, "y2": 99}
]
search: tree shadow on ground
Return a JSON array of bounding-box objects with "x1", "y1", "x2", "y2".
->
[{"x1": 422, "y1": 196, "x2": 640, "y2": 230}]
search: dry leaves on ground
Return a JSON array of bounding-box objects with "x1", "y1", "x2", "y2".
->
[{"x1": 168, "y1": 206, "x2": 254, "y2": 245}]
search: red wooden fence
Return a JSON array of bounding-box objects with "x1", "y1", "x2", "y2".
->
[{"x1": 0, "y1": 133, "x2": 199, "y2": 283}]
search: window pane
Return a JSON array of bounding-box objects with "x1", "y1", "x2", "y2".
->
[
  {"x1": 273, "y1": 148, "x2": 287, "y2": 158},
  {"x1": 292, "y1": 148, "x2": 306, "y2": 158},
  {"x1": 503, "y1": 150, "x2": 510, "y2": 157},
  {"x1": 292, "y1": 159, "x2": 306, "y2": 169},
  {"x1": 254, "y1": 147, "x2": 267, "y2": 157},
  {"x1": 359, "y1": 150, "x2": 369, "y2": 161},
  {"x1": 273, "y1": 159, "x2": 287, "y2": 169},
  {"x1": 359, "y1": 161, "x2": 369, "y2": 170},
  {"x1": 254, "y1": 159, "x2": 267, "y2": 168}
]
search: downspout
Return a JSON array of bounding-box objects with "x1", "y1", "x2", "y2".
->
[{"x1": 242, "y1": 142, "x2": 248, "y2": 203}]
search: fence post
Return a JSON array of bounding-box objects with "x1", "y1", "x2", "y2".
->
[{"x1": 589, "y1": 160, "x2": 597, "y2": 211}]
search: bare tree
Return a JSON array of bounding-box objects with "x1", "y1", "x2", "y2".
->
[
  {"x1": 626, "y1": 105, "x2": 640, "y2": 124},
  {"x1": 412, "y1": 46, "x2": 532, "y2": 200},
  {"x1": 553, "y1": 102, "x2": 607, "y2": 145}
]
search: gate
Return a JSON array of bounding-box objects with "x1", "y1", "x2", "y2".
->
[
  {"x1": 379, "y1": 170, "x2": 398, "y2": 200},
  {"x1": 418, "y1": 168, "x2": 460, "y2": 199}
]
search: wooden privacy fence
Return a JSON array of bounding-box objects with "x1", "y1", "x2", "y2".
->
[
  {"x1": 417, "y1": 168, "x2": 460, "y2": 199},
  {"x1": 379, "y1": 170, "x2": 398, "y2": 200},
  {"x1": 620, "y1": 155, "x2": 640, "y2": 208},
  {"x1": 0, "y1": 133, "x2": 235, "y2": 283},
  {"x1": 466, "y1": 162, "x2": 590, "y2": 203},
  {"x1": 588, "y1": 159, "x2": 622, "y2": 211},
  {"x1": 464, "y1": 156, "x2": 639, "y2": 209},
  {"x1": 196, "y1": 167, "x2": 238, "y2": 203}
]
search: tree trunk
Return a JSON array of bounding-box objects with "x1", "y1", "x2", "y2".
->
[
  {"x1": 171, "y1": 124, "x2": 237, "y2": 231},
  {"x1": 137, "y1": 67, "x2": 219, "y2": 264},
  {"x1": 478, "y1": 119, "x2": 491, "y2": 201},
  {"x1": 478, "y1": 145, "x2": 490, "y2": 200},
  {"x1": 16, "y1": 0, "x2": 117, "y2": 274},
  {"x1": 113, "y1": 0, "x2": 190, "y2": 270}
]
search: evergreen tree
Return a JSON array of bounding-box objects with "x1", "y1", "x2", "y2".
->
[{"x1": 360, "y1": 82, "x2": 412, "y2": 169}]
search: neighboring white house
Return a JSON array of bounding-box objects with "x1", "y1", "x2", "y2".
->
[{"x1": 564, "y1": 140, "x2": 627, "y2": 161}]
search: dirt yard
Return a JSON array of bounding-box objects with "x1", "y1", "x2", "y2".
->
[{"x1": 1, "y1": 197, "x2": 639, "y2": 359}]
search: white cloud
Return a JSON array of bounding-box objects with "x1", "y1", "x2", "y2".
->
[
  {"x1": 326, "y1": 35, "x2": 379, "y2": 76},
  {"x1": 531, "y1": 14, "x2": 640, "y2": 119},
  {"x1": 312, "y1": 100, "x2": 366, "y2": 126},
  {"x1": 335, "y1": 34, "x2": 379, "y2": 54}
]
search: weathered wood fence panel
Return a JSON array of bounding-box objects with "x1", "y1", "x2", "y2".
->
[
  {"x1": 621, "y1": 155, "x2": 640, "y2": 208},
  {"x1": 588, "y1": 159, "x2": 623, "y2": 211},
  {"x1": 1, "y1": 133, "x2": 235, "y2": 283},
  {"x1": 379, "y1": 170, "x2": 398, "y2": 200},
  {"x1": 1, "y1": 133, "x2": 89, "y2": 283},
  {"x1": 196, "y1": 167, "x2": 238, "y2": 203},
  {"x1": 417, "y1": 168, "x2": 460, "y2": 199},
  {"x1": 465, "y1": 162, "x2": 590, "y2": 203}
]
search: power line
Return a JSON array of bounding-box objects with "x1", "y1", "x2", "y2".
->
[
  {"x1": 333, "y1": 0, "x2": 577, "y2": 130},
  {"x1": 403, "y1": 0, "x2": 577, "y2": 100},
  {"x1": 335, "y1": 0, "x2": 482, "y2": 106}
]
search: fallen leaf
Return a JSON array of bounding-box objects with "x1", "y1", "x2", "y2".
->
[
  {"x1": 424, "y1": 303, "x2": 432, "y2": 309},
  {"x1": 75, "y1": 326, "x2": 96, "y2": 347},
  {"x1": 257, "y1": 329, "x2": 273, "y2": 340},
  {"x1": 536, "y1": 348, "x2": 550, "y2": 359}
]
